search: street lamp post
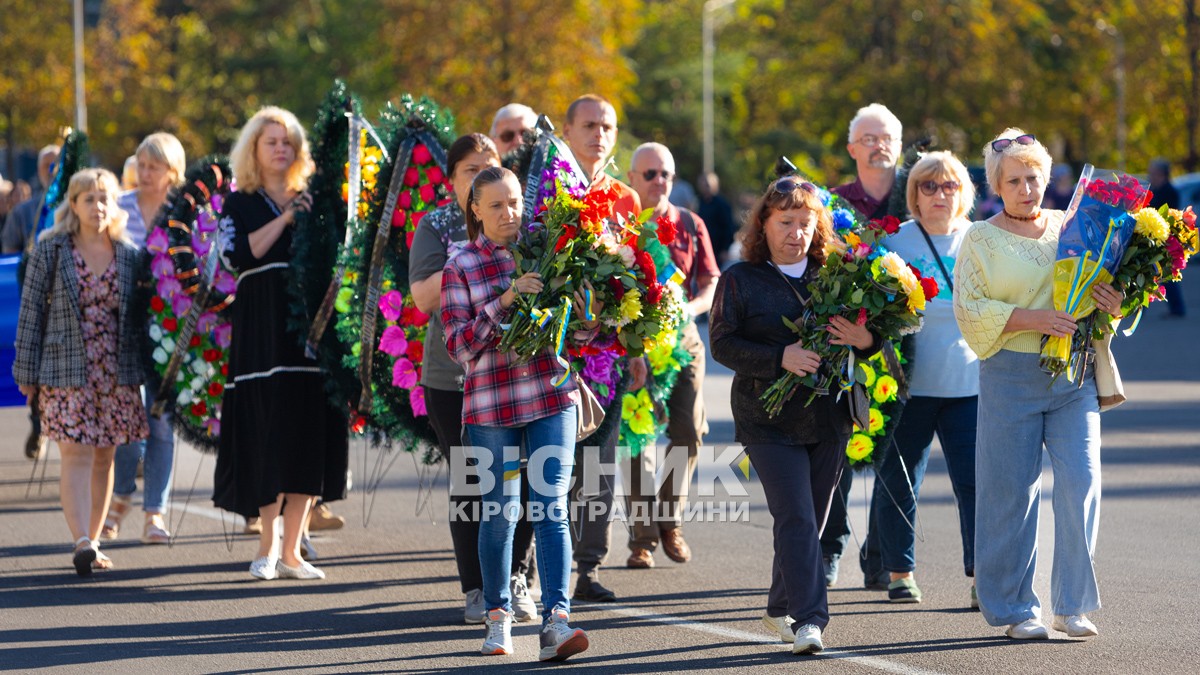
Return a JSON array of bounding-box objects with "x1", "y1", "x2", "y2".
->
[
  {"x1": 1097, "y1": 19, "x2": 1125, "y2": 172},
  {"x1": 703, "y1": 0, "x2": 736, "y2": 176},
  {"x1": 74, "y1": 0, "x2": 87, "y2": 133}
]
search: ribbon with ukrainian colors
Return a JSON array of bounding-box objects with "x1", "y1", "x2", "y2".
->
[
  {"x1": 551, "y1": 296, "x2": 574, "y2": 387},
  {"x1": 657, "y1": 262, "x2": 686, "y2": 287}
]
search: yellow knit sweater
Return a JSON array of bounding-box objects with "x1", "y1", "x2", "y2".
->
[{"x1": 953, "y1": 214, "x2": 1065, "y2": 360}]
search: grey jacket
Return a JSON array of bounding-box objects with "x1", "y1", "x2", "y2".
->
[{"x1": 13, "y1": 234, "x2": 144, "y2": 388}]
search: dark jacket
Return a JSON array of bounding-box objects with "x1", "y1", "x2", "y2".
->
[
  {"x1": 709, "y1": 260, "x2": 877, "y2": 446},
  {"x1": 13, "y1": 233, "x2": 144, "y2": 388}
]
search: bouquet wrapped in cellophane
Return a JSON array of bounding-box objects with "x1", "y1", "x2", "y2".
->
[
  {"x1": 1042, "y1": 165, "x2": 1148, "y2": 380},
  {"x1": 760, "y1": 213, "x2": 934, "y2": 418}
]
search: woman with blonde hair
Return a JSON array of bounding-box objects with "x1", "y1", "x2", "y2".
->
[
  {"x1": 13, "y1": 168, "x2": 148, "y2": 576},
  {"x1": 955, "y1": 129, "x2": 1123, "y2": 640},
  {"x1": 103, "y1": 132, "x2": 187, "y2": 545},
  {"x1": 863, "y1": 151, "x2": 979, "y2": 605},
  {"x1": 212, "y1": 106, "x2": 347, "y2": 581}
]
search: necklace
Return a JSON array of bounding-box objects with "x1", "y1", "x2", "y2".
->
[{"x1": 1003, "y1": 208, "x2": 1040, "y2": 222}]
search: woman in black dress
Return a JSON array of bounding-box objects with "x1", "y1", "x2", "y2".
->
[{"x1": 213, "y1": 106, "x2": 348, "y2": 581}]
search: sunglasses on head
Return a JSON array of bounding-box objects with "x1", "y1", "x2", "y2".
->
[
  {"x1": 918, "y1": 180, "x2": 961, "y2": 196},
  {"x1": 497, "y1": 129, "x2": 530, "y2": 144},
  {"x1": 772, "y1": 177, "x2": 817, "y2": 196},
  {"x1": 641, "y1": 169, "x2": 673, "y2": 182},
  {"x1": 990, "y1": 134, "x2": 1036, "y2": 152}
]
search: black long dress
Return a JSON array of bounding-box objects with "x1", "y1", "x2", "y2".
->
[{"x1": 212, "y1": 190, "x2": 348, "y2": 518}]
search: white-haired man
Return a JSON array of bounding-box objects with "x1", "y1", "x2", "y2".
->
[
  {"x1": 831, "y1": 103, "x2": 902, "y2": 220},
  {"x1": 624, "y1": 142, "x2": 720, "y2": 570},
  {"x1": 490, "y1": 103, "x2": 537, "y2": 155}
]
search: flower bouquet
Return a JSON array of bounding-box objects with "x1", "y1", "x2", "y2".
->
[
  {"x1": 1109, "y1": 205, "x2": 1199, "y2": 334},
  {"x1": 617, "y1": 316, "x2": 694, "y2": 458},
  {"x1": 1041, "y1": 165, "x2": 1148, "y2": 380},
  {"x1": 760, "y1": 214, "x2": 932, "y2": 418}
]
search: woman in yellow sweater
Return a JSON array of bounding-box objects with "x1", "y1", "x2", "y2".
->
[{"x1": 953, "y1": 129, "x2": 1124, "y2": 641}]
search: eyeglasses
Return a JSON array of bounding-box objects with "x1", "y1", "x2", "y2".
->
[
  {"x1": 641, "y1": 169, "x2": 674, "y2": 182},
  {"x1": 771, "y1": 177, "x2": 818, "y2": 196},
  {"x1": 497, "y1": 129, "x2": 531, "y2": 144},
  {"x1": 854, "y1": 134, "x2": 897, "y2": 147},
  {"x1": 918, "y1": 180, "x2": 961, "y2": 196},
  {"x1": 990, "y1": 134, "x2": 1036, "y2": 152}
]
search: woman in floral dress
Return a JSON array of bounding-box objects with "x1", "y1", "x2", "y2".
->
[{"x1": 14, "y1": 168, "x2": 148, "y2": 576}]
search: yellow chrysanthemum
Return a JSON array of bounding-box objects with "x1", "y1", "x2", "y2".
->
[
  {"x1": 873, "y1": 375, "x2": 898, "y2": 403},
  {"x1": 868, "y1": 407, "x2": 884, "y2": 434},
  {"x1": 620, "y1": 289, "x2": 643, "y2": 322},
  {"x1": 906, "y1": 284, "x2": 926, "y2": 312},
  {"x1": 1134, "y1": 208, "x2": 1170, "y2": 243},
  {"x1": 857, "y1": 362, "x2": 877, "y2": 387},
  {"x1": 846, "y1": 434, "x2": 875, "y2": 461},
  {"x1": 844, "y1": 232, "x2": 861, "y2": 248}
]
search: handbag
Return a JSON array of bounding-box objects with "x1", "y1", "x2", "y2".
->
[
  {"x1": 1092, "y1": 333, "x2": 1125, "y2": 412},
  {"x1": 574, "y1": 372, "x2": 605, "y2": 442}
]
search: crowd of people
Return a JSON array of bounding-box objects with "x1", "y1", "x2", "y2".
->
[{"x1": 8, "y1": 95, "x2": 1140, "y2": 662}]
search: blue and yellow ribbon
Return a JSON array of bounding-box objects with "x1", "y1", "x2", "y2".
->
[
  {"x1": 551, "y1": 296, "x2": 574, "y2": 387},
  {"x1": 530, "y1": 305, "x2": 554, "y2": 329},
  {"x1": 658, "y1": 262, "x2": 685, "y2": 287},
  {"x1": 582, "y1": 287, "x2": 595, "y2": 322},
  {"x1": 502, "y1": 459, "x2": 521, "y2": 482}
]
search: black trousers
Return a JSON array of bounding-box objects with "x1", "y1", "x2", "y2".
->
[
  {"x1": 426, "y1": 386, "x2": 535, "y2": 593},
  {"x1": 746, "y1": 439, "x2": 844, "y2": 629}
]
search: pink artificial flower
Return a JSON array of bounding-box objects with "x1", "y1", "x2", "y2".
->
[
  {"x1": 419, "y1": 183, "x2": 436, "y2": 205},
  {"x1": 156, "y1": 275, "x2": 182, "y2": 300},
  {"x1": 152, "y1": 254, "x2": 176, "y2": 279},
  {"x1": 172, "y1": 293, "x2": 193, "y2": 317},
  {"x1": 146, "y1": 227, "x2": 169, "y2": 254},
  {"x1": 196, "y1": 311, "x2": 218, "y2": 335},
  {"x1": 378, "y1": 325, "x2": 409, "y2": 356},
  {"x1": 392, "y1": 357, "x2": 418, "y2": 389},
  {"x1": 213, "y1": 269, "x2": 237, "y2": 295},
  {"x1": 409, "y1": 385, "x2": 427, "y2": 416},
  {"x1": 206, "y1": 417, "x2": 221, "y2": 437},
  {"x1": 213, "y1": 322, "x2": 233, "y2": 349},
  {"x1": 195, "y1": 210, "x2": 217, "y2": 234},
  {"x1": 399, "y1": 191, "x2": 413, "y2": 210},
  {"x1": 210, "y1": 193, "x2": 224, "y2": 214},
  {"x1": 392, "y1": 210, "x2": 406, "y2": 229},
  {"x1": 379, "y1": 290, "x2": 405, "y2": 321},
  {"x1": 192, "y1": 231, "x2": 212, "y2": 258},
  {"x1": 403, "y1": 166, "x2": 420, "y2": 187},
  {"x1": 426, "y1": 166, "x2": 445, "y2": 185}
]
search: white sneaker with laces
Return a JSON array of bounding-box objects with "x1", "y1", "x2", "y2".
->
[
  {"x1": 511, "y1": 574, "x2": 538, "y2": 623},
  {"x1": 464, "y1": 589, "x2": 485, "y2": 624},
  {"x1": 539, "y1": 609, "x2": 589, "y2": 662},
  {"x1": 482, "y1": 608, "x2": 513, "y2": 655},
  {"x1": 792, "y1": 624, "x2": 823, "y2": 654},
  {"x1": 761, "y1": 613, "x2": 796, "y2": 643},
  {"x1": 249, "y1": 555, "x2": 277, "y2": 580},
  {"x1": 276, "y1": 559, "x2": 326, "y2": 580},
  {"x1": 1006, "y1": 618, "x2": 1050, "y2": 640},
  {"x1": 1052, "y1": 614, "x2": 1098, "y2": 638}
]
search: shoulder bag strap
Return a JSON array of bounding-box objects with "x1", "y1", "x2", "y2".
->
[{"x1": 913, "y1": 220, "x2": 953, "y2": 293}]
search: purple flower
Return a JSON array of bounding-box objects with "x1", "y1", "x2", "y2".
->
[
  {"x1": 210, "y1": 193, "x2": 224, "y2": 214},
  {"x1": 379, "y1": 290, "x2": 404, "y2": 322},
  {"x1": 378, "y1": 325, "x2": 408, "y2": 356},
  {"x1": 156, "y1": 275, "x2": 182, "y2": 300},
  {"x1": 192, "y1": 231, "x2": 212, "y2": 258},
  {"x1": 146, "y1": 227, "x2": 169, "y2": 253},
  {"x1": 172, "y1": 293, "x2": 193, "y2": 317},
  {"x1": 212, "y1": 322, "x2": 232, "y2": 349},
  {"x1": 583, "y1": 350, "x2": 619, "y2": 386},
  {"x1": 409, "y1": 386, "x2": 427, "y2": 416},
  {"x1": 197, "y1": 311, "x2": 218, "y2": 334},
  {"x1": 206, "y1": 416, "x2": 221, "y2": 436},
  {"x1": 213, "y1": 269, "x2": 237, "y2": 295},
  {"x1": 392, "y1": 357, "x2": 417, "y2": 389},
  {"x1": 152, "y1": 254, "x2": 175, "y2": 279},
  {"x1": 195, "y1": 209, "x2": 217, "y2": 234}
]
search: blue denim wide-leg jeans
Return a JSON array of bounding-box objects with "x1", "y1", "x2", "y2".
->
[
  {"x1": 468, "y1": 406, "x2": 576, "y2": 621},
  {"x1": 113, "y1": 388, "x2": 176, "y2": 513},
  {"x1": 975, "y1": 350, "x2": 1102, "y2": 627}
]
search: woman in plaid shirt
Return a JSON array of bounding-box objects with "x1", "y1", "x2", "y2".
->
[{"x1": 441, "y1": 166, "x2": 592, "y2": 662}]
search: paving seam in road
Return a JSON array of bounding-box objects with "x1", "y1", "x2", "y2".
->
[{"x1": 598, "y1": 603, "x2": 949, "y2": 675}]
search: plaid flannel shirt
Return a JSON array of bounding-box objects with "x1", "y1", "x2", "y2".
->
[{"x1": 441, "y1": 235, "x2": 579, "y2": 427}]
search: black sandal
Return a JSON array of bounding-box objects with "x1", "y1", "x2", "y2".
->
[{"x1": 72, "y1": 537, "x2": 96, "y2": 577}]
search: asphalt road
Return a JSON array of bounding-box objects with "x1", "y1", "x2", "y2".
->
[{"x1": 1, "y1": 275, "x2": 1198, "y2": 674}]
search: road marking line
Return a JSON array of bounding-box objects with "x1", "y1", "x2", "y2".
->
[{"x1": 599, "y1": 603, "x2": 949, "y2": 675}]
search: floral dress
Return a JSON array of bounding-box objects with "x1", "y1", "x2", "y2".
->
[{"x1": 40, "y1": 248, "x2": 148, "y2": 446}]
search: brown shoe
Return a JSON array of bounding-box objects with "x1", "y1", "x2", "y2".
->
[
  {"x1": 660, "y1": 528, "x2": 692, "y2": 563},
  {"x1": 626, "y1": 548, "x2": 654, "y2": 569},
  {"x1": 309, "y1": 503, "x2": 345, "y2": 531}
]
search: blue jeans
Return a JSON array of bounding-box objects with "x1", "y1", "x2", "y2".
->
[
  {"x1": 870, "y1": 396, "x2": 977, "y2": 576},
  {"x1": 113, "y1": 388, "x2": 175, "y2": 513},
  {"x1": 975, "y1": 350, "x2": 1101, "y2": 626},
  {"x1": 468, "y1": 406, "x2": 576, "y2": 621}
]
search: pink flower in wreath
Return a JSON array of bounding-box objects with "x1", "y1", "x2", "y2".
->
[
  {"x1": 197, "y1": 311, "x2": 218, "y2": 335},
  {"x1": 213, "y1": 323, "x2": 233, "y2": 349},
  {"x1": 157, "y1": 275, "x2": 182, "y2": 301},
  {"x1": 378, "y1": 325, "x2": 409, "y2": 357},
  {"x1": 152, "y1": 254, "x2": 175, "y2": 279},
  {"x1": 392, "y1": 357, "x2": 418, "y2": 389},
  {"x1": 146, "y1": 227, "x2": 169, "y2": 254},
  {"x1": 172, "y1": 293, "x2": 193, "y2": 317},
  {"x1": 206, "y1": 417, "x2": 221, "y2": 437},
  {"x1": 214, "y1": 269, "x2": 237, "y2": 295},
  {"x1": 379, "y1": 290, "x2": 405, "y2": 322},
  {"x1": 409, "y1": 385, "x2": 427, "y2": 416}
]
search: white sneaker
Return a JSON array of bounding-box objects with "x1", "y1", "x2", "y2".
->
[
  {"x1": 481, "y1": 608, "x2": 513, "y2": 655},
  {"x1": 276, "y1": 559, "x2": 326, "y2": 580},
  {"x1": 249, "y1": 556, "x2": 277, "y2": 580},
  {"x1": 1006, "y1": 618, "x2": 1049, "y2": 640},
  {"x1": 1052, "y1": 614, "x2": 1098, "y2": 638},
  {"x1": 538, "y1": 609, "x2": 588, "y2": 662},
  {"x1": 464, "y1": 589, "x2": 485, "y2": 624},
  {"x1": 792, "y1": 624, "x2": 824, "y2": 654},
  {"x1": 511, "y1": 574, "x2": 538, "y2": 623},
  {"x1": 761, "y1": 613, "x2": 795, "y2": 643}
]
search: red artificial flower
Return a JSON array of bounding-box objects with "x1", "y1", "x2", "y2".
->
[
  {"x1": 869, "y1": 215, "x2": 901, "y2": 235},
  {"x1": 437, "y1": 197, "x2": 453, "y2": 208},
  {"x1": 426, "y1": 166, "x2": 445, "y2": 185},
  {"x1": 907, "y1": 263, "x2": 923, "y2": 279},
  {"x1": 191, "y1": 401, "x2": 207, "y2": 417},
  {"x1": 392, "y1": 210, "x2": 407, "y2": 229},
  {"x1": 857, "y1": 307, "x2": 868, "y2": 325},
  {"x1": 401, "y1": 306, "x2": 430, "y2": 327},
  {"x1": 208, "y1": 382, "x2": 224, "y2": 397},
  {"x1": 403, "y1": 166, "x2": 420, "y2": 187},
  {"x1": 635, "y1": 250, "x2": 657, "y2": 284},
  {"x1": 554, "y1": 234, "x2": 571, "y2": 253},
  {"x1": 419, "y1": 183, "x2": 436, "y2": 205},
  {"x1": 412, "y1": 144, "x2": 433, "y2": 165},
  {"x1": 406, "y1": 230, "x2": 416, "y2": 249},
  {"x1": 350, "y1": 414, "x2": 367, "y2": 434},
  {"x1": 190, "y1": 335, "x2": 202, "y2": 348},
  {"x1": 580, "y1": 183, "x2": 620, "y2": 234},
  {"x1": 202, "y1": 348, "x2": 222, "y2": 363},
  {"x1": 150, "y1": 296, "x2": 166, "y2": 312},
  {"x1": 655, "y1": 214, "x2": 677, "y2": 245},
  {"x1": 608, "y1": 276, "x2": 626, "y2": 300},
  {"x1": 398, "y1": 191, "x2": 413, "y2": 210},
  {"x1": 406, "y1": 340, "x2": 424, "y2": 363},
  {"x1": 411, "y1": 211, "x2": 427, "y2": 229},
  {"x1": 1183, "y1": 206, "x2": 1197, "y2": 229},
  {"x1": 221, "y1": 363, "x2": 228, "y2": 376},
  {"x1": 646, "y1": 282, "x2": 664, "y2": 305},
  {"x1": 920, "y1": 276, "x2": 940, "y2": 300},
  {"x1": 163, "y1": 318, "x2": 178, "y2": 333}
]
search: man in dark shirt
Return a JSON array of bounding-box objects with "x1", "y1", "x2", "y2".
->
[
  {"x1": 830, "y1": 103, "x2": 902, "y2": 220},
  {"x1": 1149, "y1": 158, "x2": 1185, "y2": 317},
  {"x1": 2, "y1": 145, "x2": 60, "y2": 254},
  {"x1": 697, "y1": 172, "x2": 736, "y2": 267},
  {"x1": 624, "y1": 142, "x2": 720, "y2": 571}
]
